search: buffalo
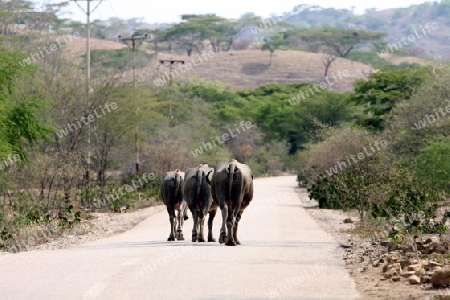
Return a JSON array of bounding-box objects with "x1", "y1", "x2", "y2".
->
[
  {"x1": 211, "y1": 159, "x2": 253, "y2": 246},
  {"x1": 161, "y1": 169, "x2": 188, "y2": 241},
  {"x1": 182, "y1": 164, "x2": 218, "y2": 242}
]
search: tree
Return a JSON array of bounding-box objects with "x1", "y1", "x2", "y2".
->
[
  {"x1": 415, "y1": 139, "x2": 450, "y2": 191},
  {"x1": 260, "y1": 33, "x2": 289, "y2": 65},
  {"x1": 351, "y1": 67, "x2": 432, "y2": 130},
  {"x1": 0, "y1": 44, "x2": 50, "y2": 160},
  {"x1": 163, "y1": 14, "x2": 261, "y2": 55},
  {"x1": 286, "y1": 27, "x2": 385, "y2": 76}
]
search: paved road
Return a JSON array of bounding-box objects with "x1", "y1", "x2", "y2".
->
[{"x1": 0, "y1": 176, "x2": 360, "y2": 300}]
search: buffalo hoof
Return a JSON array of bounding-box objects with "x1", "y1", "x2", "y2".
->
[
  {"x1": 225, "y1": 239, "x2": 237, "y2": 246},
  {"x1": 218, "y1": 235, "x2": 226, "y2": 244},
  {"x1": 167, "y1": 235, "x2": 175, "y2": 241},
  {"x1": 208, "y1": 237, "x2": 216, "y2": 242},
  {"x1": 191, "y1": 234, "x2": 197, "y2": 242},
  {"x1": 197, "y1": 236, "x2": 205, "y2": 242},
  {"x1": 176, "y1": 231, "x2": 184, "y2": 240}
]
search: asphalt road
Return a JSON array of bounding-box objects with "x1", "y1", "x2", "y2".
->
[{"x1": 0, "y1": 176, "x2": 360, "y2": 300}]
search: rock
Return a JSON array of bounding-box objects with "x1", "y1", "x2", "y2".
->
[
  {"x1": 429, "y1": 261, "x2": 443, "y2": 268},
  {"x1": 384, "y1": 268, "x2": 399, "y2": 279},
  {"x1": 408, "y1": 275, "x2": 421, "y2": 284},
  {"x1": 408, "y1": 264, "x2": 423, "y2": 272},
  {"x1": 392, "y1": 276, "x2": 401, "y2": 282},
  {"x1": 433, "y1": 266, "x2": 443, "y2": 272},
  {"x1": 435, "y1": 242, "x2": 449, "y2": 254},
  {"x1": 343, "y1": 218, "x2": 353, "y2": 223},
  {"x1": 421, "y1": 275, "x2": 431, "y2": 284},
  {"x1": 431, "y1": 267, "x2": 450, "y2": 288},
  {"x1": 401, "y1": 271, "x2": 416, "y2": 278},
  {"x1": 422, "y1": 242, "x2": 435, "y2": 254},
  {"x1": 399, "y1": 258, "x2": 410, "y2": 268},
  {"x1": 372, "y1": 259, "x2": 381, "y2": 267},
  {"x1": 415, "y1": 268, "x2": 426, "y2": 277},
  {"x1": 383, "y1": 262, "x2": 401, "y2": 273},
  {"x1": 380, "y1": 241, "x2": 390, "y2": 247}
]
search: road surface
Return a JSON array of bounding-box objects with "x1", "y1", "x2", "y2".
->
[{"x1": 0, "y1": 176, "x2": 360, "y2": 300}]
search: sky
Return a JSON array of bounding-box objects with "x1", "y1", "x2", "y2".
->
[{"x1": 32, "y1": 0, "x2": 432, "y2": 24}]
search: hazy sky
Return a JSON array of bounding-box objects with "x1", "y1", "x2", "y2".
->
[{"x1": 33, "y1": 0, "x2": 431, "y2": 23}]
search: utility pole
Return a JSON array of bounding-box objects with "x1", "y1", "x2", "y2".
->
[
  {"x1": 119, "y1": 34, "x2": 148, "y2": 175},
  {"x1": 159, "y1": 59, "x2": 184, "y2": 127},
  {"x1": 71, "y1": 0, "x2": 104, "y2": 182}
]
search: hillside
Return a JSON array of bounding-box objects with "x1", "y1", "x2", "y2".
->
[
  {"x1": 150, "y1": 50, "x2": 371, "y2": 91},
  {"x1": 65, "y1": 38, "x2": 377, "y2": 91}
]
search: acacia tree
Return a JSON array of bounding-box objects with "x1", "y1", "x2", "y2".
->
[
  {"x1": 286, "y1": 27, "x2": 385, "y2": 76},
  {"x1": 163, "y1": 14, "x2": 263, "y2": 55},
  {"x1": 260, "y1": 33, "x2": 289, "y2": 65}
]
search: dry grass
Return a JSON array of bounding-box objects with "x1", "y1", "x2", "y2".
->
[
  {"x1": 62, "y1": 38, "x2": 433, "y2": 92},
  {"x1": 147, "y1": 49, "x2": 372, "y2": 91}
]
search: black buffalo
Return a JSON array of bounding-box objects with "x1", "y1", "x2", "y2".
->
[
  {"x1": 161, "y1": 169, "x2": 188, "y2": 241},
  {"x1": 211, "y1": 159, "x2": 253, "y2": 246},
  {"x1": 182, "y1": 164, "x2": 218, "y2": 242}
]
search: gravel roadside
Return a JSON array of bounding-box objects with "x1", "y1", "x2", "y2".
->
[
  {"x1": 295, "y1": 187, "x2": 450, "y2": 300},
  {"x1": 0, "y1": 204, "x2": 165, "y2": 259}
]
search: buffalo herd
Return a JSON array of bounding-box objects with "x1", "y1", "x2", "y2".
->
[{"x1": 160, "y1": 159, "x2": 253, "y2": 246}]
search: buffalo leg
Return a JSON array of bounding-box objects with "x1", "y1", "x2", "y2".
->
[
  {"x1": 219, "y1": 205, "x2": 228, "y2": 244},
  {"x1": 225, "y1": 205, "x2": 237, "y2": 246},
  {"x1": 207, "y1": 209, "x2": 217, "y2": 242},
  {"x1": 197, "y1": 211, "x2": 206, "y2": 242},
  {"x1": 234, "y1": 212, "x2": 242, "y2": 245},
  {"x1": 191, "y1": 210, "x2": 198, "y2": 242},
  {"x1": 176, "y1": 208, "x2": 184, "y2": 241},
  {"x1": 167, "y1": 206, "x2": 176, "y2": 241}
]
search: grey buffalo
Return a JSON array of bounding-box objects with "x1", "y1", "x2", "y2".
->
[
  {"x1": 161, "y1": 169, "x2": 188, "y2": 241},
  {"x1": 182, "y1": 164, "x2": 218, "y2": 242},
  {"x1": 211, "y1": 159, "x2": 253, "y2": 246}
]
